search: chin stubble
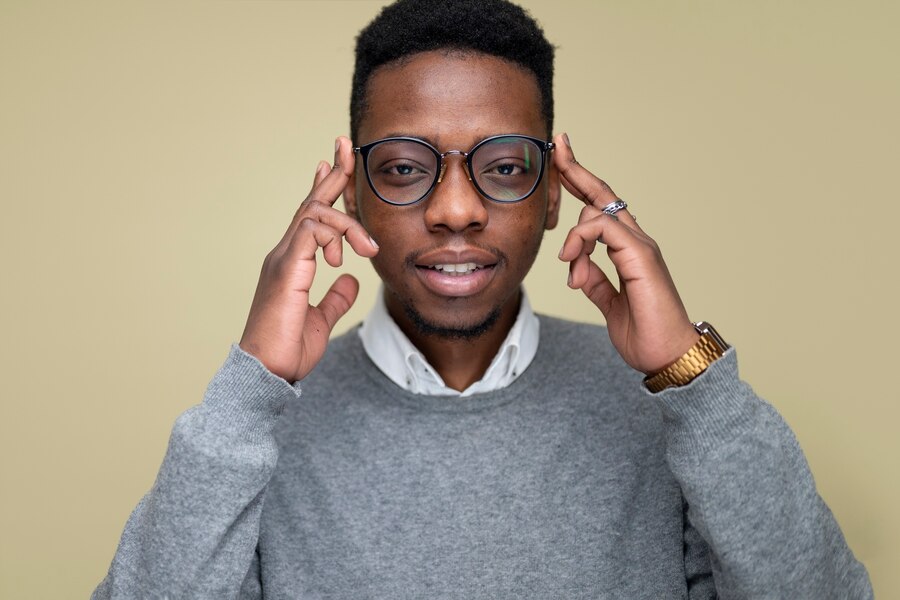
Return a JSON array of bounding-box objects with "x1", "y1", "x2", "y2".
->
[{"x1": 401, "y1": 300, "x2": 502, "y2": 341}]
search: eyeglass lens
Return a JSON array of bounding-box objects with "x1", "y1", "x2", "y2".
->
[{"x1": 366, "y1": 136, "x2": 543, "y2": 204}]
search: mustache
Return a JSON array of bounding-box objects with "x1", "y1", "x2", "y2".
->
[{"x1": 403, "y1": 241, "x2": 508, "y2": 269}]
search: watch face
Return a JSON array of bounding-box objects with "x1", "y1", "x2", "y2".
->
[{"x1": 695, "y1": 322, "x2": 730, "y2": 352}]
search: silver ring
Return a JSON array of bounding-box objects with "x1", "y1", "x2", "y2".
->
[{"x1": 601, "y1": 199, "x2": 627, "y2": 215}]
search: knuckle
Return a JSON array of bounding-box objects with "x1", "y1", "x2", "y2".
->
[
  {"x1": 565, "y1": 226, "x2": 584, "y2": 243},
  {"x1": 578, "y1": 205, "x2": 597, "y2": 221},
  {"x1": 302, "y1": 198, "x2": 324, "y2": 214},
  {"x1": 263, "y1": 244, "x2": 286, "y2": 267},
  {"x1": 637, "y1": 241, "x2": 659, "y2": 260},
  {"x1": 647, "y1": 238, "x2": 660, "y2": 252},
  {"x1": 298, "y1": 217, "x2": 318, "y2": 232},
  {"x1": 260, "y1": 256, "x2": 274, "y2": 275}
]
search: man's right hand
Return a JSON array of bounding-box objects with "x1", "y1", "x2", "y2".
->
[{"x1": 239, "y1": 137, "x2": 379, "y2": 383}]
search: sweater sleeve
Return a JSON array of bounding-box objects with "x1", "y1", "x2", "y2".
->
[
  {"x1": 649, "y1": 349, "x2": 873, "y2": 599},
  {"x1": 92, "y1": 344, "x2": 300, "y2": 599}
]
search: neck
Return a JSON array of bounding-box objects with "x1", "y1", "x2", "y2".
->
[{"x1": 386, "y1": 289, "x2": 521, "y2": 392}]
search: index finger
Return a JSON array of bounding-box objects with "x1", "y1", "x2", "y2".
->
[
  {"x1": 283, "y1": 137, "x2": 356, "y2": 241},
  {"x1": 552, "y1": 132, "x2": 619, "y2": 209},
  {"x1": 311, "y1": 135, "x2": 355, "y2": 208}
]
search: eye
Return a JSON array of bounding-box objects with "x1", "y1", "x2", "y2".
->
[
  {"x1": 376, "y1": 160, "x2": 430, "y2": 177},
  {"x1": 482, "y1": 159, "x2": 528, "y2": 177},
  {"x1": 371, "y1": 158, "x2": 434, "y2": 190},
  {"x1": 493, "y1": 163, "x2": 523, "y2": 176},
  {"x1": 389, "y1": 164, "x2": 418, "y2": 176}
]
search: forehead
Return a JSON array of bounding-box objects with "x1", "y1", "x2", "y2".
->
[{"x1": 357, "y1": 51, "x2": 545, "y2": 148}]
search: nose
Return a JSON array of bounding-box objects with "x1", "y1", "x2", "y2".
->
[{"x1": 423, "y1": 155, "x2": 489, "y2": 233}]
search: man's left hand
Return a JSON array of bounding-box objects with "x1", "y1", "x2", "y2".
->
[{"x1": 554, "y1": 133, "x2": 699, "y2": 376}]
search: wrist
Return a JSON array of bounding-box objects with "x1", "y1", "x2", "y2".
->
[
  {"x1": 645, "y1": 328, "x2": 700, "y2": 377},
  {"x1": 643, "y1": 322, "x2": 729, "y2": 393}
]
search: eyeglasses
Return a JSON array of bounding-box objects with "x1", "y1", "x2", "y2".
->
[{"x1": 353, "y1": 134, "x2": 555, "y2": 206}]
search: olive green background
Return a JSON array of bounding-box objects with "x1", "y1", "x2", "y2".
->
[{"x1": 1, "y1": 1, "x2": 897, "y2": 597}]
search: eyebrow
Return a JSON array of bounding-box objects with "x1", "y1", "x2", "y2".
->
[
  {"x1": 380, "y1": 132, "x2": 440, "y2": 146},
  {"x1": 373, "y1": 131, "x2": 538, "y2": 150}
]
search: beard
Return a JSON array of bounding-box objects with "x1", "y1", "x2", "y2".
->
[{"x1": 400, "y1": 299, "x2": 503, "y2": 341}]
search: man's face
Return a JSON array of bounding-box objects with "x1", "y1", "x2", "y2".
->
[{"x1": 345, "y1": 51, "x2": 560, "y2": 340}]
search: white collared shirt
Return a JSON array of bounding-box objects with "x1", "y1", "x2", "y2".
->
[{"x1": 358, "y1": 287, "x2": 540, "y2": 397}]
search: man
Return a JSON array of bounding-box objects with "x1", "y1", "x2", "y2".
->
[{"x1": 94, "y1": 0, "x2": 872, "y2": 597}]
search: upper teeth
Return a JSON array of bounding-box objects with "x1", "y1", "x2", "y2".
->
[{"x1": 434, "y1": 263, "x2": 478, "y2": 274}]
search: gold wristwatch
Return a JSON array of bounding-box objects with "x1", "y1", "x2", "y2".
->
[{"x1": 643, "y1": 322, "x2": 729, "y2": 393}]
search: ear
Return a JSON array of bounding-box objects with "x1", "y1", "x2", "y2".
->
[
  {"x1": 543, "y1": 158, "x2": 561, "y2": 230},
  {"x1": 343, "y1": 169, "x2": 359, "y2": 221}
]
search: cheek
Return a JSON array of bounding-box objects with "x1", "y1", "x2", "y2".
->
[
  {"x1": 502, "y1": 209, "x2": 546, "y2": 257},
  {"x1": 375, "y1": 216, "x2": 421, "y2": 247},
  {"x1": 359, "y1": 194, "x2": 410, "y2": 238},
  {"x1": 359, "y1": 201, "x2": 421, "y2": 277}
]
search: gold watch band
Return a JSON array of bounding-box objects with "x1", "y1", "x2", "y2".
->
[{"x1": 643, "y1": 324, "x2": 728, "y2": 393}]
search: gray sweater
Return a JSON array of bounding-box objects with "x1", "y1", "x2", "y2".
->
[{"x1": 93, "y1": 316, "x2": 872, "y2": 599}]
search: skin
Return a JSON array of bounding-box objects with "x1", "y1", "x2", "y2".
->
[{"x1": 239, "y1": 50, "x2": 698, "y2": 390}]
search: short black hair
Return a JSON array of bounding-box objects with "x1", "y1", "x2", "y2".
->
[{"x1": 351, "y1": 0, "x2": 555, "y2": 142}]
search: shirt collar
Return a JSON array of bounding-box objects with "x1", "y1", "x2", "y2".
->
[{"x1": 358, "y1": 286, "x2": 539, "y2": 397}]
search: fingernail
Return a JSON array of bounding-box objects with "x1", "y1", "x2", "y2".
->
[
  {"x1": 332, "y1": 138, "x2": 343, "y2": 172},
  {"x1": 563, "y1": 133, "x2": 571, "y2": 148},
  {"x1": 567, "y1": 272, "x2": 573, "y2": 286},
  {"x1": 316, "y1": 161, "x2": 328, "y2": 176},
  {"x1": 369, "y1": 235, "x2": 379, "y2": 249},
  {"x1": 558, "y1": 246, "x2": 564, "y2": 260}
]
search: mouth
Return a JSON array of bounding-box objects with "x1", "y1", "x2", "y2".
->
[{"x1": 412, "y1": 249, "x2": 501, "y2": 297}]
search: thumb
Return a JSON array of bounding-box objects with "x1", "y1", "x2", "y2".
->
[{"x1": 316, "y1": 274, "x2": 360, "y2": 332}]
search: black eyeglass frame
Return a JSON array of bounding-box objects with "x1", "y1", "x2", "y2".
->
[{"x1": 352, "y1": 134, "x2": 555, "y2": 206}]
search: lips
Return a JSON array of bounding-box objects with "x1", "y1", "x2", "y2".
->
[{"x1": 413, "y1": 247, "x2": 500, "y2": 297}]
